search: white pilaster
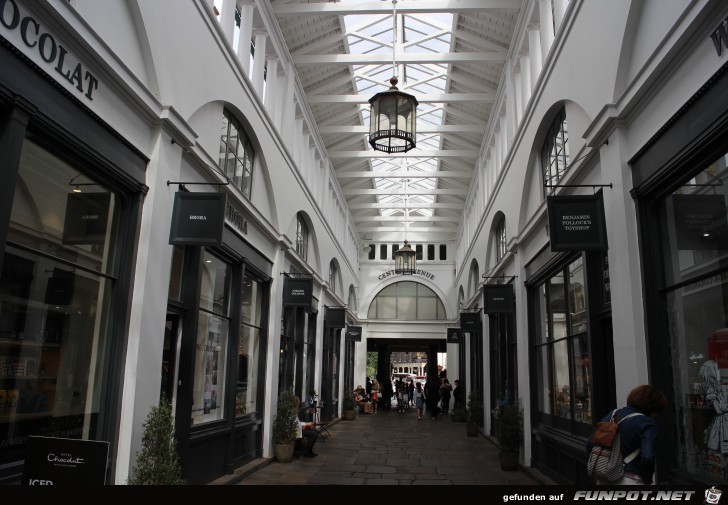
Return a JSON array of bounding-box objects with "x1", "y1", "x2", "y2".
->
[
  {"x1": 252, "y1": 31, "x2": 268, "y2": 98},
  {"x1": 528, "y1": 27, "x2": 542, "y2": 91},
  {"x1": 264, "y1": 58, "x2": 278, "y2": 120},
  {"x1": 519, "y1": 54, "x2": 531, "y2": 112},
  {"x1": 237, "y1": 2, "x2": 254, "y2": 76},
  {"x1": 538, "y1": 0, "x2": 555, "y2": 63},
  {"x1": 219, "y1": 0, "x2": 236, "y2": 46}
]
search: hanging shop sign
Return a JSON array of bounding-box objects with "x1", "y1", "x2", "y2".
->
[
  {"x1": 169, "y1": 192, "x2": 226, "y2": 246},
  {"x1": 325, "y1": 307, "x2": 346, "y2": 329},
  {"x1": 44, "y1": 269, "x2": 75, "y2": 306},
  {"x1": 547, "y1": 194, "x2": 608, "y2": 252},
  {"x1": 483, "y1": 284, "x2": 514, "y2": 314},
  {"x1": 346, "y1": 325, "x2": 362, "y2": 341},
  {"x1": 460, "y1": 312, "x2": 481, "y2": 333},
  {"x1": 671, "y1": 194, "x2": 728, "y2": 250},
  {"x1": 446, "y1": 328, "x2": 462, "y2": 344},
  {"x1": 62, "y1": 192, "x2": 111, "y2": 245},
  {"x1": 22, "y1": 436, "x2": 109, "y2": 485},
  {"x1": 282, "y1": 277, "x2": 313, "y2": 308}
]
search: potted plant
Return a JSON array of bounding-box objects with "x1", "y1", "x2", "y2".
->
[
  {"x1": 496, "y1": 399, "x2": 523, "y2": 471},
  {"x1": 127, "y1": 395, "x2": 185, "y2": 484},
  {"x1": 272, "y1": 389, "x2": 298, "y2": 463},
  {"x1": 342, "y1": 392, "x2": 357, "y2": 421},
  {"x1": 465, "y1": 390, "x2": 482, "y2": 436}
]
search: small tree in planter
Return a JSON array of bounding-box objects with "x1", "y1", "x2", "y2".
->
[
  {"x1": 465, "y1": 390, "x2": 482, "y2": 436},
  {"x1": 272, "y1": 389, "x2": 299, "y2": 462},
  {"x1": 127, "y1": 395, "x2": 185, "y2": 485},
  {"x1": 342, "y1": 392, "x2": 357, "y2": 420},
  {"x1": 496, "y1": 399, "x2": 523, "y2": 471}
]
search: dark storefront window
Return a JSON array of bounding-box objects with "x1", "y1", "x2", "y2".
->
[
  {"x1": 532, "y1": 255, "x2": 592, "y2": 429},
  {"x1": 192, "y1": 250, "x2": 231, "y2": 425},
  {"x1": 1, "y1": 139, "x2": 120, "y2": 465},
  {"x1": 236, "y1": 274, "x2": 263, "y2": 417},
  {"x1": 657, "y1": 152, "x2": 728, "y2": 482}
]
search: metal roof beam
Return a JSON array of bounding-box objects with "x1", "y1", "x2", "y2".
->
[
  {"x1": 307, "y1": 92, "x2": 494, "y2": 104},
  {"x1": 294, "y1": 52, "x2": 507, "y2": 65},
  {"x1": 273, "y1": 1, "x2": 521, "y2": 16}
]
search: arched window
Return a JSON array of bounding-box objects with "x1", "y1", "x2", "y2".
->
[
  {"x1": 367, "y1": 281, "x2": 447, "y2": 320},
  {"x1": 219, "y1": 109, "x2": 255, "y2": 199},
  {"x1": 469, "y1": 259, "x2": 480, "y2": 298},
  {"x1": 296, "y1": 213, "x2": 308, "y2": 261},
  {"x1": 496, "y1": 215, "x2": 507, "y2": 262},
  {"x1": 541, "y1": 107, "x2": 570, "y2": 190}
]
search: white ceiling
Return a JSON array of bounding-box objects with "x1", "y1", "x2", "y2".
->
[{"x1": 269, "y1": 0, "x2": 522, "y2": 245}]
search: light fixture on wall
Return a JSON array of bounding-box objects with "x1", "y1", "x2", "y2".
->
[
  {"x1": 368, "y1": 0, "x2": 418, "y2": 154},
  {"x1": 394, "y1": 179, "x2": 416, "y2": 274}
]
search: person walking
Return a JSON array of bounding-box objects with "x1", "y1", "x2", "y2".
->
[
  {"x1": 440, "y1": 377, "x2": 452, "y2": 415},
  {"x1": 425, "y1": 375, "x2": 441, "y2": 420},
  {"x1": 414, "y1": 382, "x2": 425, "y2": 420},
  {"x1": 585, "y1": 384, "x2": 667, "y2": 485},
  {"x1": 453, "y1": 379, "x2": 465, "y2": 411}
]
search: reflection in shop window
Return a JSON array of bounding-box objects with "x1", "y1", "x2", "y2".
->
[
  {"x1": 532, "y1": 256, "x2": 592, "y2": 427},
  {"x1": 192, "y1": 251, "x2": 231, "y2": 425},
  {"x1": 660, "y1": 152, "x2": 728, "y2": 482}
]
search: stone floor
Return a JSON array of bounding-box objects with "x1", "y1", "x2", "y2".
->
[{"x1": 211, "y1": 401, "x2": 555, "y2": 486}]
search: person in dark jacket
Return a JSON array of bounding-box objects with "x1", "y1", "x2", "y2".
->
[
  {"x1": 585, "y1": 384, "x2": 668, "y2": 485},
  {"x1": 425, "y1": 375, "x2": 441, "y2": 420},
  {"x1": 453, "y1": 379, "x2": 465, "y2": 411}
]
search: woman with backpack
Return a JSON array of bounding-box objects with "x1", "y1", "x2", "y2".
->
[{"x1": 585, "y1": 384, "x2": 668, "y2": 485}]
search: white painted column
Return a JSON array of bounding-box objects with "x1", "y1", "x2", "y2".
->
[
  {"x1": 264, "y1": 58, "x2": 278, "y2": 120},
  {"x1": 281, "y1": 63, "x2": 296, "y2": 144},
  {"x1": 252, "y1": 31, "x2": 268, "y2": 98},
  {"x1": 514, "y1": 71, "x2": 523, "y2": 124},
  {"x1": 219, "y1": 0, "x2": 236, "y2": 46},
  {"x1": 237, "y1": 2, "x2": 254, "y2": 76},
  {"x1": 294, "y1": 119, "x2": 304, "y2": 170},
  {"x1": 553, "y1": 0, "x2": 568, "y2": 33},
  {"x1": 528, "y1": 27, "x2": 542, "y2": 91},
  {"x1": 505, "y1": 60, "x2": 516, "y2": 141},
  {"x1": 538, "y1": 0, "x2": 555, "y2": 63},
  {"x1": 500, "y1": 116, "x2": 508, "y2": 172},
  {"x1": 519, "y1": 54, "x2": 531, "y2": 112}
]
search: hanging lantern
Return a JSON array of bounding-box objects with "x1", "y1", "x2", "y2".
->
[
  {"x1": 369, "y1": 76, "x2": 418, "y2": 154},
  {"x1": 393, "y1": 239, "x2": 416, "y2": 275}
]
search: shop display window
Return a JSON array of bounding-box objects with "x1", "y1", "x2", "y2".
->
[
  {"x1": 192, "y1": 251, "x2": 230, "y2": 425},
  {"x1": 532, "y1": 256, "x2": 593, "y2": 427},
  {"x1": 235, "y1": 275, "x2": 262, "y2": 417},
  {"x1": 659, "y1": 152, "x2": 728, "y2": 482},
  {"x1": 1, "y1": 139, "x2": 119, "y2": 464}
]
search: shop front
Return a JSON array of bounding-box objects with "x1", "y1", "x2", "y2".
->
[
  {"x1": 632, "y1": 61, "x2": 728, "y2": 485},
  {"x1": 0, "y1": 9, "x2": 148, "y2": 483}
]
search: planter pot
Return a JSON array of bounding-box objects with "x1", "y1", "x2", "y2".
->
[
  {"x1": 274, "y1": 443, "x2": 295, "y2": 463},
  {"x1": 466, "y1": 423, "x2": 479, "y2": 437},
  {"x1": 499, "y1": 450, "x2": 519, "y2": 471},
  {"x1": 343, "y1": 409, "x2": 356, "y2": 421}
]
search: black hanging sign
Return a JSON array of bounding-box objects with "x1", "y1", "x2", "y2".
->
[
  {"x1": 282, "y1": 277, "x2": 313, "y2": 308},
  {"x1": 671, "y1": 194, "x2": 728, "y2": 250},
  {"x1": 169, "y1": 192, "x2": 226, "y2": 246},
  {"x1": 346, "y1": 325, "x2": 362, "y2": 341},
  {"x1": 483, "y1": 284, "x2": 514, "y2": 314},
  {"x1": 446, "y1": 328, "x2": 462, "y2": 344},
  {"x1": 547, "y1": 193, "x2": 608, "y2": 251},
  {"x1": 62, "y1": 192, "x2": 111, "y2": 245},
  {"x1": 325, "y1": 307, "x2": 346, "y2": 329},
  {"x1": 22, "y1": 436, "x2": 109, "y2": 485},
  {"x1": 460, "y1": 312, "x2": 481, "y2": 333}
]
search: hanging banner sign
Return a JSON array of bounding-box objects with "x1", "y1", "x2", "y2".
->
[
  {"x1": 547, "y1": 194, "x2": 608, "y2": 252},
  {"x1": 62, "y1": 192, "x2": 111, "y2": 245},
  {"x1": 169, "y1": 192, "x2": 226, "y2": 246},
  {"x1": 483, "y1": 284, "x2": 514, "y2": 314},
  {"x1": 22, "y1": 436, "x2": 109, "y2": 485},
  {"x1": 346, "y1": 325, "x2": 362, "y2": 341},
  {"x1": 282, "y1": 277, "x2": 313, "y2": 308},
  {"x1": 325, "y1": 307, "x2": 346, "y2": 329},
  {"x1": 446, "y1": 328, "x2": 462, "y2": 344},
  {"x1": 460, "y1": 312, "x2": 481, "y2": 333},
  {"x1": 671, "y1": 194, "x2": 728, "y2": 250}
]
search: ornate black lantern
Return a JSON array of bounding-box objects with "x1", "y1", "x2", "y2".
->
[
  {"x1": 394, "y1": 239, "x2": 416, "y2": 275},
  {"x1": 368, "y1": 0, "x2": 417, "y2": 154},
  {"x1": 369, "y1": 76, "x2": 418, "y2": 153}
]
